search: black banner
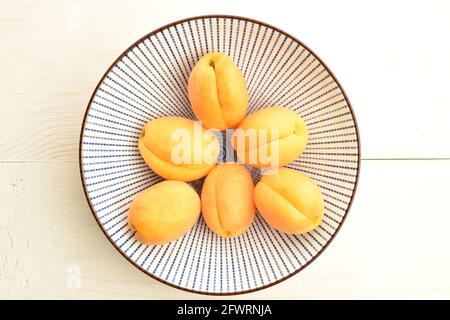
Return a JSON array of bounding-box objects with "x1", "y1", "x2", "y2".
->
[{"x1": 0, "y1": 300, "x2": 448, "y2": 318}]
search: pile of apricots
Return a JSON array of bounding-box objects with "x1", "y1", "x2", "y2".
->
[{"x1": 128, "y1": 52, "x2": 325, "y2": 245}]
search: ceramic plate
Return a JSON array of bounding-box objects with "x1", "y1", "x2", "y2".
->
[{"x1": 79, "y1": 15, "x2": 360, "y2": 295}]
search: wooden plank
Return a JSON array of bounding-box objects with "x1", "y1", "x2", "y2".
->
[
  {"x1": 1, "y1": 159, "x2": 449, "y2": 298},
  {"x1": 1, "y1": 0, "x2": 450, "y2": 160}
]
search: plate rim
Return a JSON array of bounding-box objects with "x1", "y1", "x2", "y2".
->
[{"x1": 78, "y1": 14, "x2": 361, "y2": 296}]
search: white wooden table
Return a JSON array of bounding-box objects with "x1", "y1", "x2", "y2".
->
[{"x1": 1, "y1": 0, "x2": 450, "y2": 299}]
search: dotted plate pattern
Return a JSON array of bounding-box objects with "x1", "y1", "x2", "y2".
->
[{"x1": 80, "y1": 15, "x2": 360, "y2": 295}]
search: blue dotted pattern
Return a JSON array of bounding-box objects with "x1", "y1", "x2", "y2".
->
[{"x1": 81, "y1": 17, "x2": 359, "y2": 294}]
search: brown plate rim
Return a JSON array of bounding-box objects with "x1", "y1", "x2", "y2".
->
[{"x1": 79, "y1": 14, "x2": 361, "y2": 296}]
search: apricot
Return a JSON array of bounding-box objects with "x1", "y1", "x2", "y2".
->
[
  {"x1": 128, "y1": 180, "x2": 201, "y2": 245},
  {"x1": 188, "y1": 52, "x2": 248, "y2": 130},
  {"x1": 201, "y1": 163, "x2": 255, "y2": 237},
  {"x1": 254, "y1": 168, "x2": 324, "y2": 234},
  {"x1": 232, "y1": 107, "x2": 308, "y2": 168},
  {"x1": 139, "y1": 116, "x2": 220, "y2": 181}
]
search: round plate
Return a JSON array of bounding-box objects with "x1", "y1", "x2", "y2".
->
[{"x1": 79, "y1": 15, "x2": 360, "y2": 295}]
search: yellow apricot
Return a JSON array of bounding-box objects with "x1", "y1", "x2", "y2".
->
[
  {"x1": 139, "y1": 116, "x2": 220, "y2": 181},
  {"x1": 128, "y1": 180, "x2": 201, "y2": 245},
  {"x1": 201, "y1": 163, "x2": 255, "y2": 237},
  {"x1": 254, "y1": 168, "x2": 324, "y2": 234},
  {"x1": 232, "y1": 107, "x2": 308, "y2": 168},
  {"x1": 188, "y1": 52, "x2": 248, "y2": 130}
]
